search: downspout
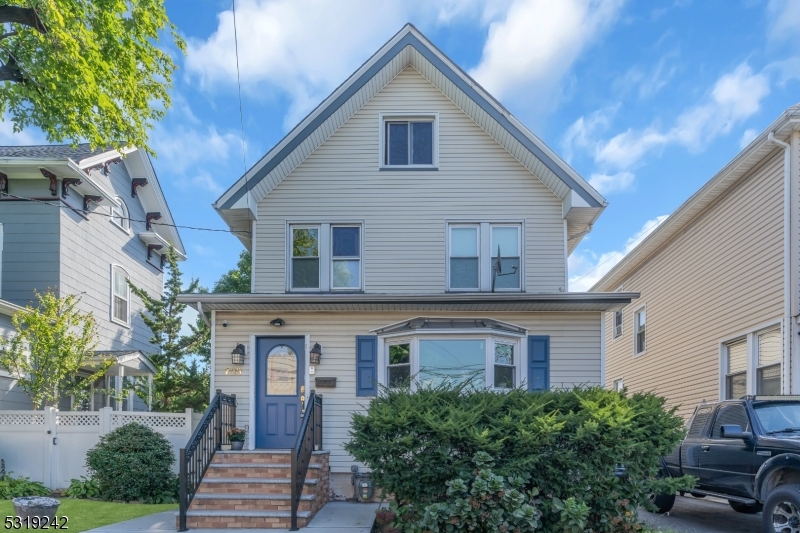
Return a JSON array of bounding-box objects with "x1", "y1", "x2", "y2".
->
[{"x1": 767, "y1": 132, "x2": 791, "y2": 393}]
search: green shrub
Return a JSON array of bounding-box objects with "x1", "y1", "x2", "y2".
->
[
  {"x1": 0, "y1": 473, "x2": 50, "y2": 499},
  {"x1": 85, "y1": 422, "x2": 177, "y2": 503},
  {"x1": 64, "y1": 476, "x2": 101, "y2": 499},
  {"x1": 346, "y1": 385, "x2": 692, "y2": 532}
]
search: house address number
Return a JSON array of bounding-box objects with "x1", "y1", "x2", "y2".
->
[{"x1": 225, "y1": 367, "x2": 242, "y2": 375}]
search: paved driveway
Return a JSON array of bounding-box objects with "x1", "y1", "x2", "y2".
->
[{"x1": 640, "y1": 495, "x2": 763, "y2": 533}]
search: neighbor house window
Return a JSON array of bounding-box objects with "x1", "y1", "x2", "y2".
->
[
  {"x1": 111, "y1": 266, "x2": 130, "y2": 325},
  {"x1": 289, "y1": 224, "x2": 362, "y2": 291},
  {"x1": 634, "y1": 308, "x2": 646, "y2": 354},
  {"x1": 612, "y1": 378, "x2": 624, "y2": 392},
  {"x1": 381, "y1": 114, "x2": 437, "y2": 168},
  {"x1": 725, "y1": 339, "x2": 747, "y2": 400},
  {"x1": 447, "y1": 223, "x2": 522, "y2": 291},
  {"x1": 613, "y1": 310, "x2": 623, "y2": 338},
  {"x1": 387, "y1": 342, "x2": 411, "y2": 388},
  {"x1": 757, "y1": 328, "x2": 781, "y2": 395},
  {"x1": 111, "y1": 198, "x2": 130, "y2": 231}
]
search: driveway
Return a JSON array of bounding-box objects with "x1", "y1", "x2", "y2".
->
[{"x1": 640, "y1": 495, "x2": 763, "y2": 533}]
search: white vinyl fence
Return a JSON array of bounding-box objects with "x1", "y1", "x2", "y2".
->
[{"x1": 0, "y1": 407, "x2": 199, "y2": 489}]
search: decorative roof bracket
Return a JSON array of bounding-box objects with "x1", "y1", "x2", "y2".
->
[
  {"x1": 83, "y1": 195, "x2": 102, "y2": 211},
  {"x1": 146, "y1": 212, "x2": 162, "y2": 231},
  {"x1": 131, "y1": 178, "x2": 148, "y2": 198},
  {"x1": 147, "y1": 244, "x2": 163, "y2": 260},
  {"x1": 85, "y1": 156, "x2": 123, "y2": 176},
  {"x1": 160, "y1": 253, "x2": 167, "y2": 269},
  {"x1": 39, "y1": 168, "x2": 58, "y2": 196},
  {"x1": 61, "y1": 178, "x2": 82, "y2": 198}
]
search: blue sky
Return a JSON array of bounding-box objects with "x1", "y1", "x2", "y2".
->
[{"x1": 5, "y1": 0, "x2": 800, "y2": 293}]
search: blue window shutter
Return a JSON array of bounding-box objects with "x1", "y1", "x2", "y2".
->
[
  {"x1": 528, "y1": 336, "x2": 550, "y2": 392},
  {"x1": 356, "y1": 335, "x2": 378, "y2": 397}
]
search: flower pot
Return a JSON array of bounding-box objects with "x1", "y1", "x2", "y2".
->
[
  {"x1": 13, "y1": 497, "x2": 61, "y2": 522},
  {"x1": 230, "y1": 440, "x2": 244, "y2": 450}
]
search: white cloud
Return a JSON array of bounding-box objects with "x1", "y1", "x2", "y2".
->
[
  {"x1": 151, "y1": 123, "x2": 240, "y2": 175},
  {"x1": 190, "y1": 172, "x2": 225, "y2": 195},
  {"x1": 561, "y1": 104, "x2": 619, "y2": 162},
  {"x1": 469, "y1": 0, "x2": 626, "y2": 115},
  {"x1": 767, "y1": 0, "x2": 800, "y2": 45},
  {"x1": 739, "y1": 128, "x2": 758, "y2": 149},
  {"x1": 588, "y1": 171, "x2": 634, "y2": 194},
  {"x1": 615, "y1": 54, "x2": 678, "y2": 100},
  {"x1": 568, "y1": 215, "x2": 668, "y2": 291},
  {"x1": 0, "y1": 119, "x2": 46, "y2": 145}
]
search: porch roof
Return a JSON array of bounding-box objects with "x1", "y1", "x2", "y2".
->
[
  {"x1": 177, "y1": 291, "x2": 638, "y2": 313},
  {"x1": 90, "y1": 350, "x2": 156, "y2": 376}
]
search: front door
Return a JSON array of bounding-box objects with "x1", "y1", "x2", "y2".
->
[{"x1": 255, "y1": 337, "x2": 305, "y2": 449}]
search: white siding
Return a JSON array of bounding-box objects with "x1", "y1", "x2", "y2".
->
[
  {"x1": 214, "y1": 310, "x2": 601, "y2": 473},
  {"x1": 253, "y1": 67, "x2": 566, "y2": 294}
]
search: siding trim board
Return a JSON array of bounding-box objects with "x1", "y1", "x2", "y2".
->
[{"x1": 216, "y1": 24, "x2": 604, "y2": 212}]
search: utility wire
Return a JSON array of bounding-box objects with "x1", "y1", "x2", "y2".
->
[
  {"x1": 1, "y1": 192, "x2": 251, "y2": 236},
  {"x1": 231, "y1": 0, "x2": 250, "y2": 212}
]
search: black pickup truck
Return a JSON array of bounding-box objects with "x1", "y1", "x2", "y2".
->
[{"x1": 653, "y1": 396, "x2": 800, "y2": 531}]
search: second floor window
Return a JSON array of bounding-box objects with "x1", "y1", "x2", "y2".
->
[
  {"x1": 448, "y1": 223, "x2": 522, "y2": 292},
  {"x1": 290, "y1": 224, "x2": 362, "y2": 291},
  {"x1": 634, "y1": 307, "x2": 646, "y2": 354},
  {"x1": 111, "y1": 198, "x2": 130, "y2": 232},
  {"x1": 613, "y1": 310, "x2": 623, "y2": 338},
  {"x1": 111, "y1": 266, "x2": 130, "y2": 325}
]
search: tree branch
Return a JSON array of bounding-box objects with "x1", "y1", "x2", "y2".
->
[
  {"x1": 0, "y1": 31, "x2": 18, "y2": 41},
  {"x1": 0, "y1": 60, "x2": 23, "y2": 83},
  {"x1": 0, "y1": 6, "x2": 47, "y2": 33}
]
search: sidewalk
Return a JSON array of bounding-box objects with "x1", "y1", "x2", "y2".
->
[{"x1": 84, "y1": 502, "x2": 380, "y2": 533}]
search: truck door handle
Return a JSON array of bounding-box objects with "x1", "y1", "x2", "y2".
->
[{"x1": 702, "y1": 445, "x2": 710, "y2": 451}]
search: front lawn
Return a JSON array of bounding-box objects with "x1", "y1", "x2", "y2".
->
[{"x1": 0, "y1": 500, "x2": 177, "y2": 532}]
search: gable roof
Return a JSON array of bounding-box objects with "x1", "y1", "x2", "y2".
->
[
  {"x1": 214, "y1": 23, "x2": 606, "y2": 251},
  {"x1": 0, "y1": 144, "x2": 186, "y2": 259},
  {"x1": 591, "y1": 102, "x2": 800, "y2": 293}
]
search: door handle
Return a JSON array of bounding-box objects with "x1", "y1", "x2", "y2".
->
[
  {"x1": 300, "y1": 385, "x2": 306, "y2": 416},
  {"x1": 702, "y1": 445, "x2": 710, "y2": 451}
]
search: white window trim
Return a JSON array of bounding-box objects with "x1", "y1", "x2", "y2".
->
[
  {"x1": 330, "y1": 224, "x2": 363, "y2": 291},
  {"x1": 718, "y1": 320, "x2": 784, "y2": 400},
  {"x1": 286, "y1": 222, "x2": 364, "y2": 292},
  {"x1": 110, "y1": 264, "x2": 131, "y2": 328},
  {"x1": 633, "y1": 304, "x2": 646, "y2": 357},
  {"x1": 110, "y1": 197, "x2": 131, "y2": 234},
  {"x1": 377, "y1": 331, "x2": 527, "y2": 391},
  {"x1": 446, "y1": 221, "x2": 524, "y2": 292},
  {"x1": 378, "y1": 112, "x2": 439, "y2": 170},
  {"x1": 612, "y1": 309, "x2": 623, "y2": 340},
  {"x1": 612, "y1": 377, "x2": 624, "y2": 392}
]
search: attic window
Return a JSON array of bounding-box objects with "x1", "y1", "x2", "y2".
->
[{"x1": 380, "y1": 114, "x2": 438, "y2": 169}]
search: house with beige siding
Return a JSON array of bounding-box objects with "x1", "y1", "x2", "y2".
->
[
  {"x1": 592, "y1": 103, "x2": 800, "y2": 420},
  {"x1": 177, "y1": 24, "x2": 636, "y2": 524}
]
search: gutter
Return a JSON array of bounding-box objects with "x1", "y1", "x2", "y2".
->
[{"x1": 767, "y1": 132, "x2": 792, "y2": 394}]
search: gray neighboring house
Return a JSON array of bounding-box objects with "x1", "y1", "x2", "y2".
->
[{"x1": 0, "y1": 144, "x2": 186, "y2": 411}]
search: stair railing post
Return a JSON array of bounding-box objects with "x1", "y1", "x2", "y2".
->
[
  {"x1": 178, "y1": 448, "x2": 187, "y2": 531},
  {"x1": 290, "y1": 449, "x2": 298, "y2": 531},
  {"x1": 214, "y1": 390, "x2": 222, "y2": 449}
]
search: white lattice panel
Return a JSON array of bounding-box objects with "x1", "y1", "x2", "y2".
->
[
  {"x1": 0, "y1": 413, "x2": 45, "y2": 425},
  {"x1": 56, "y1": 413, "x2": 100, "y2": 426},
  {"x1": 111, "y1": 414, "x2": 186, "y2": 428}
]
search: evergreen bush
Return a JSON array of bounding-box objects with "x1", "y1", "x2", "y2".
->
[
  {"x1": 346, "y1": 385, "x2": 692, "y2": 532},
  {"x1": 85, "y1": 422, "x2": 177, "y2": 503}
]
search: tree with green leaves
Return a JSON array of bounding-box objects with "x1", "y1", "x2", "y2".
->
[
  {"x1": 129, "y1": 247, "x2": 206, "y2": 412},
  {"x1": 0, "y1": 290, "x2": 110, "y2": 409},
  {"x1": 0, "y1": 0, "x2": 185, "y2": 153},
  {"x1": 213, "y1": 250, "x2": 251, "y2": 293}
]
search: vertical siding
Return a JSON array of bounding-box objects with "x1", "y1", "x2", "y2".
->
[
  {"x1": 58, "y1": 164, "x2": 162, "y2": 354},
  {"x1": 253, "y1": 67, "x2": 566, "y2": 294},
  {"x1": 214, "y1": 310, "x2": 600, "y2": 473},
  {"x1": 604, "y1": 152, "x2": 785, "y2": 419}
]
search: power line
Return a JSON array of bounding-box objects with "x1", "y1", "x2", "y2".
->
[
  {"x1": 230, "y1": 0, "x2": 250, "y2": 213},
  {"x1": 1, "y1": 193, "x2": 251, "y2": 236}
]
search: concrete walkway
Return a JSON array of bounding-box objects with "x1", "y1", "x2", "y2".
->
[{"x1": 84, "y1": 502, "x2": 380, "y2": 533}]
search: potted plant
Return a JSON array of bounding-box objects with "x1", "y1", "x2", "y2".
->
[{"x1": 227, "y1": 428, "x2": 246, "y2": 450}]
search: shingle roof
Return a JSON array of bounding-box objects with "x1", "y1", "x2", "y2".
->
[{"x1": 0, "y1": 144, "x2": 110, "y2": 162}]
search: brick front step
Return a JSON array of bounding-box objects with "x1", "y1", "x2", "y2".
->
[
  {"x1": 196, "y1": 477, "x2": 318, "y2": 496},
  {"x1": 206, "y1": 463, "x2": 321, "y2": 479},
  {"x1": 189, "y1": 493, "x2": 315, "y2": 512},
  {"x1": 176, "y1": 510, "x2": 311, "y2": 529}
]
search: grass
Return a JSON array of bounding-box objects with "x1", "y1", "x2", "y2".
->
[{"x1": 0, "y1": 499, "x2": 177, "y2": 533}]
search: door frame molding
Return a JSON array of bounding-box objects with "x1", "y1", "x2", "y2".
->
[{"x1": 248, "y1": 334, "x2": 310, "y2": 450}]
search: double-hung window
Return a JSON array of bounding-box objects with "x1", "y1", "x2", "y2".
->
[
  {"x1": 721, "y1": 325, "x2": 783, "y2": 399},
  {"x1": 381, "y1": 114, "x2": 437, "y2": 169},
  {"x1": 725, "y1": 339, "x2": 747, "y2": 399},
  {"x1": 613, "y1": 310, "x2": 623, "y2": 338},
  {"x1": 111, "y1": 265, "x2": 130, "y2": 326},
  {"x1": 757, "y1": 328, "x2": 781, "y2": 395},
  {"x1": 634, "y1": 307, "x2": 646, "y2": 355},
  {"x1": 289, "y1": 224, "x2": 362, "y2": 291},
  {"x1": 111, "y1": 197, "x2": 130, "y2": 232},
  {"x1": 447, "y1": 223, "x2": 522, "y2": 291}
]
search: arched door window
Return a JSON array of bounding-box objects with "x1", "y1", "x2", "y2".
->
[{"x1": 266, "y1": 345, "x2": 297, "y2": 395}]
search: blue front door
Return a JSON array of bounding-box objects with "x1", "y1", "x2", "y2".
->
[{"x1": 255, "y1": 337, "x2": 305, "y2": 449}]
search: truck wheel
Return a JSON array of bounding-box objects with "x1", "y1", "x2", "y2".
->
[
  {"x1": 650, "y1": 492, "x2": 676, "y2": 514},
  {"x1": 728, "y1": 500, "x2": 762, "y2": 514},
  {"x1": 763, "y1": 485, "x2": 800, "y2": 532}
]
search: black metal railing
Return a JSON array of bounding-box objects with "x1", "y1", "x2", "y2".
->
[
  {"x1": 290, "y1": 390, "x2": 323, "y2": 531},
  {"x1": 178, "y1": 389, "x2": 236, "y2": 531}
]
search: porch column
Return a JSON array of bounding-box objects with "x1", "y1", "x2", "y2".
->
[
  {"x1": 148, "y1": 375, "x2": 153, "y2": 411},
  {"x1": 127, "y1": 376, "x2": 134, "y2": 412},
  {"x1": 116, "y1": 366, "x2": 124, "y2": 411}
]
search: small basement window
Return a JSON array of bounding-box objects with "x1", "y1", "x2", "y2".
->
[{"x1": 381, "y1": 114, "x2": 437, "y2": 169}]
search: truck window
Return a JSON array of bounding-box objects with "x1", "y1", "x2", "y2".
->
[
  {"x1": 711, "y1": 404, "x2": 751, "y2": 438},
  {"x1": 687, "y1": 406, "x2": 713, "y2": 438}
]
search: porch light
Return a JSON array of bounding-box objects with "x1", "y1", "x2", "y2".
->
[
  {"x1": 310, "y1": 343, "x2": 323, "y2": 365},
  {"x1": 231, "y1": 344, "x2": 246, "y2": 365},
  {"x1": 269, "y1": 318, "x2": 285, "y2": 327}
]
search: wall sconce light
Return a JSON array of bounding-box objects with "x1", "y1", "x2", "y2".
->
[
  {"x1": 231, "y1": 343, "x2": 246, "y2": 365},
  {"x1": 269, "y1": 318, "x2": 285, "y2": 327},
  {"x1": 310, "y1": 342, "x2": 322, "y2": 365}
]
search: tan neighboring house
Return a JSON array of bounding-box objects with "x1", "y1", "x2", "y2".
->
[
  {"x1": 592, "y1": 103, "x2": 800, "y2": 419},
  {"x1": 177, "y1": 23, "x2": 637, "y2": 510}
]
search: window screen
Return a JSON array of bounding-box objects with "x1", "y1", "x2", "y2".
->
[
  {"x1": 687, "y1": 406, "x2": 713, "y2": 438},
  {"x1": 726, "y1": 339, "x2": 747, "y2": 399},
  {"x1": 711, "y1": 404, "x2": 750, "y2": 438},
  {"x1": 758, "y1": 329, "x2": 781, "y2": 395},
  {"x1": 614, "y1": 310, "x2": 622, "y2": 338}
]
